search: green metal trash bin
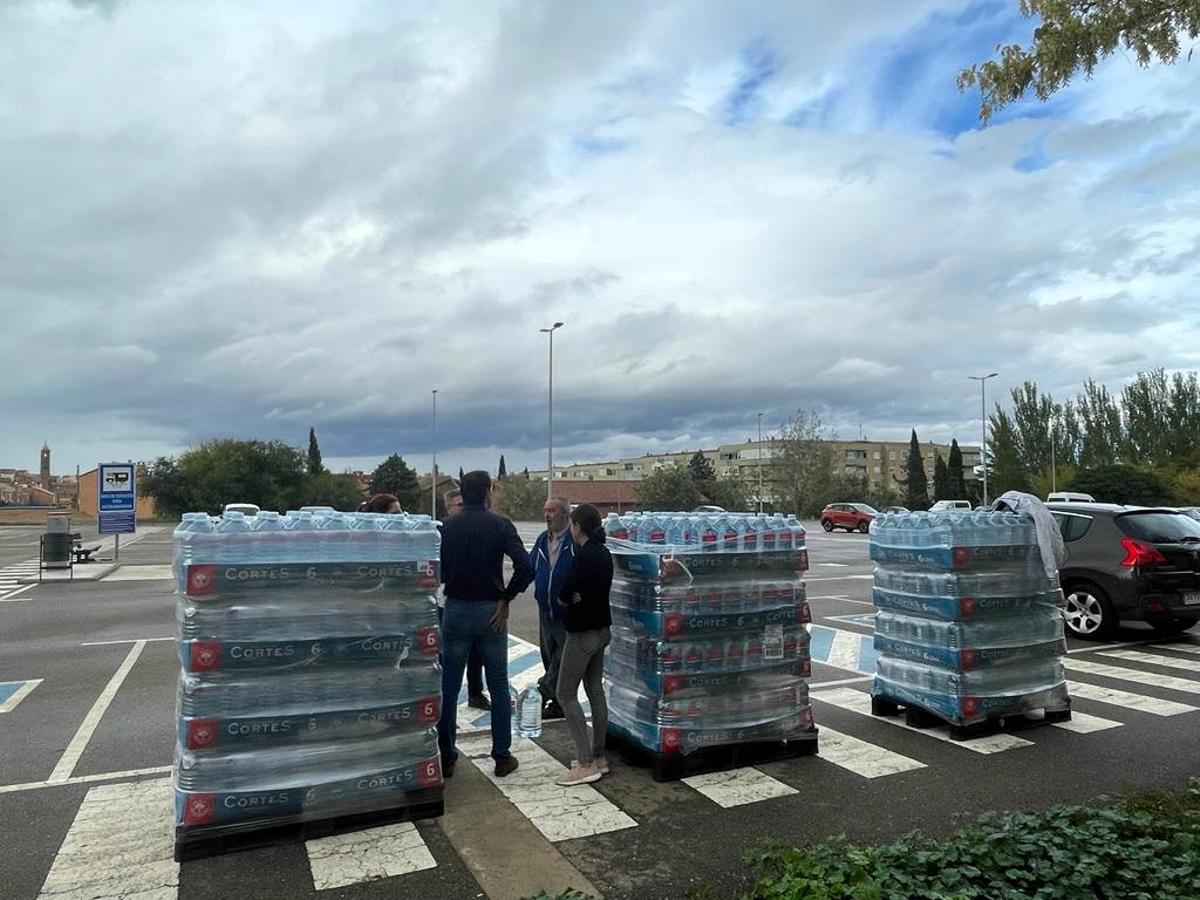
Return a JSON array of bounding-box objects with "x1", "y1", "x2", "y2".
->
[{"x1": 42, "y1": 515, "x2": 73, "y2": 570}]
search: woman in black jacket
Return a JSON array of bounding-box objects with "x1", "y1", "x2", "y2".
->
[{"x1": 553, "y1": 503, "x2": 613, "y2": 786}]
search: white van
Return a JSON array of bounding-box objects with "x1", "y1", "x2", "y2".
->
[
  {"x1": 929, "y1": 500, "x2": 972, "y2": 512},
  {"x1": 1046, "y1": 492, "x2": 1095, "y2": 504}
]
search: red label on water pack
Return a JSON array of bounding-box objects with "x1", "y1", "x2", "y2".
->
[
  {"x1": 663, "y1": 674, "x2": 685, "y2": 695},
  {"x1": 960, "y1": 696, "x2": 980, "y2": 717},
  {"x1": 418, "y1": 757, "x2": 442, "y2": 788},
  {"x1": 649, "y1": 530, "x2": 666, "y2": 543},
  {"x1": 661, "y1": 559, "x2": 684, "y2": 580},
  {"x1": 417, "y1": 627, "x2": 440, "y2": 655},
  {"x1": 661, "y1": 727, "x2": 684, "y2": 752},
  {"x1": 187, "y1": 718, "x2": 219, "y2": 749},
  {"x1": 186, "y1": 565, "x2": 217, "y2": 596},
  {"x1": 190, "y1": 641, "x2": 222, "y2": 672},
  {"x1": 953, "y1": 547, "x2": 972, "y2": 569},
  {"x1": 960, "y1": 648, "x2": 979, "y2": 669},
  {"x1": 959, "y1": 597, "x2": 977, "y2": 619},
  {"x1": 795, "y1": 550, "x2": 809, "y2": 572},
  {"x1": 800, "y1": 659, "x2": 811, "y2": 677},
  {"x1": 184, "y1": 793, "x2": 216, "y2": 826},
  {"x1": 664, "y1": 614, "x2": 685, "y2": 638},
  {"x1": 418, "y1": 697, "x2": 440, "y2": 723},
  {"x1": 799, "y1": 602, "x2": 812, "y2": 623}
]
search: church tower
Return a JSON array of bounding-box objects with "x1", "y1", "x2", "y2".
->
[{"x1": 40, "y1": 443, "x2": 51, "y2": 490}]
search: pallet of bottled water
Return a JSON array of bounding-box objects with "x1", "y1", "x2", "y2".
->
[
  {"x1": 603, "y1": 512, "x2": 817, "y2": 780},
  {"x1": 868, "y1": 510, "x2": 1070, "y2": 737},
  {"x1": 171, "y1": 510, "x2": 445, "y2": 860}
]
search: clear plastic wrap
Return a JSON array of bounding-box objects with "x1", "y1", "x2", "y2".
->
[
  {"x1": 172, "y1": 514, "x2": 444, "y2": 851},
  {"x1": 870, "y1": 511, "x2": 1069, "y2": 726},
  {"x1": 603, "y1": 512, "x2": 816, "y2": 758}
]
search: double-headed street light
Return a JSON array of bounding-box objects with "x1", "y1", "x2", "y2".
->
[
  {"x1": 968, "y1": 373, "x2": 998, "y2": 506},
  {"x1": 541, "y1": 322, "x2": 564, "y2": 500},
  {"x1": 431, "y1": 389, "x2": 438, "y2": 518},
  {"x1": 757, "y1": 412, "x2": 764, "y2": 514}
]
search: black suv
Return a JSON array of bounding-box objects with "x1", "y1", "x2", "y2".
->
[{"x1": 1048, "y1": 503, "x2": 1200, "y2": 640}]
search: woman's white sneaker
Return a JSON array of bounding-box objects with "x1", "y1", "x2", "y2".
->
[{"x1": 556, "y1": 762, "x2": 601, "y2": 786}]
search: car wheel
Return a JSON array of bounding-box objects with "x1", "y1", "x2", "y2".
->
[
  {"x1": 1149, "y1": 616, "x2": 1200, "y2": 636},
  {"x1": 857, "y1": 521, "x2": 870, "y2": 534},
  {"x1": 822, "y1": 520, "x2": 834, "y2": 532},
  {"x1": 1063, "y1": 583, "x2": 1117, "y2": 640}
]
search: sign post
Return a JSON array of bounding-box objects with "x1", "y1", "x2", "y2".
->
[{"x1": 97, "y1": 463, "x2": 137, "y2": 560}]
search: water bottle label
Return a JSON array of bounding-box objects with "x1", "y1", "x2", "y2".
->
[
  {"x1": 185, "y1": 562, "x2": 439, "y2": 597},
  {"x1": 873, "y1": 635, "x2": 1066, "y2": 671},
  {"x1": 762, "y1": 625, "x2": 784, "y2": 660},
  {"x1": 180, "y1": 696, "x2": 441, "y2": 750},
  {"x1": 181, "y1": 630, "x2": 440, "y2": 672},
  {"x1": 175, "y1": 755, "x2": 442, "y2": 828}
]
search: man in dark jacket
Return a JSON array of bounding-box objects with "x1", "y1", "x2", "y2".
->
[
  {"x1": 438, "y1": 470, "x2": 534, "y2": 778},
  {"x1": 529, "y1": 496, "x2": 574, "y2": 720}
]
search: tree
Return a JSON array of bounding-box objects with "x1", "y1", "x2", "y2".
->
[
  {"x1": 1122, "y1": 369, "x2": 1200, "y2": 466},
  {"x1": 988, "y1": 410, "x2": 1032, "y2": 497},
  {"x1": 141, "y1": 439, "x2": 308, "y2": 517},
  {"x1": 494, "y1": 474, "x2": 545, "y2": 521},
  {"x1": 933, "y1": 454, "x2": 951, "y2": 502},
  {"x1": 958, "y1": 1, "x2": 1200, "y2": 122},
  {"x1": 140, "y1": 456, "x2": 189, "y2": 519},
  {"x1": 773, "y1": 409, "x2": 838, "y2": 517},
  {"x1": 1072, "y1": 464, "x2": 1169, "y2": 505},
  {"x1": 948, "y1": 439, "x2": 968, "y2": 499},
  {"x1": 459, "y1": 466, "x2": 464, "y2": 481},
  {"x1": 635, "y1": 466, "x2": 703, "y2": 511},
  {"x1": 498, "y1": 454, "x2": 507, "y2": 479},
  {"x1": 1076, "y1": 379, "x2": 1125, "y2": 468},
  {"x1": 688, "y1": 452, "x2": 717, "y2": 484},
  {"x1": 303, "y1": 472, "x2": 365, "y2": 510},
  {"x1": 368, "y1": 454, "x2": 421, "y2": 511},
  {"x1": 705, "y1": 477, "x2": 752, "y2": 513},
  {"x1": 903, "y1": 430, "x2": 929, "y2": 510},
  {"x1": 307, "y1": 427, "x2": 324, "y2": 476}
]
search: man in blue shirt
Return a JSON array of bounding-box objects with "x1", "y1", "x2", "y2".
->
[
  {"x1": 530, "y1": 496, "x2": 575, "y2": 720},
  {"x1": 438, "y1": 470, "x2": 534, "y2": 778}
]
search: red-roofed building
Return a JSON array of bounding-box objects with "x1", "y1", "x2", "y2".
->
[{"x1": 550, "y1": 480, "x2": 640, "y2": 516}]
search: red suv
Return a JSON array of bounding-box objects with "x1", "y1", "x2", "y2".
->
[{"x1": 821, "y1": 503, "x2": 877, "y2": 533}]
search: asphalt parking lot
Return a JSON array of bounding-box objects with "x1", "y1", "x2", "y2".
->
[{"x1": 1, "y1": 523, "x2": 1199, "y2": 899}]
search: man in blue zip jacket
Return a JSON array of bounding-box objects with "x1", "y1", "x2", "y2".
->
[{"x1": 530, "y1": 496, "x2": 575, "y2": 720}]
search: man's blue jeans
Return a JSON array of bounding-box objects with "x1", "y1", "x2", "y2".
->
[{"x1": 438, "y1": 598, "x2": 511, "y2": 763}]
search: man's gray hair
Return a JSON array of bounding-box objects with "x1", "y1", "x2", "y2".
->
[
  {"x1": 547, "y1": 496, "x2": 570, "y2": 513},
  {"x1": 443, "y1": 488, "x2": 462, "y2": 506}
]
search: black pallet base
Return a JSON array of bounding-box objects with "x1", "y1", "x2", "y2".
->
[
  {"x1": 173, "y1": 787, "x2": 444, "y2": 862},
  {"x1": 870, "y1": 694, "x2": 1071, "y2": 741},
  {"x1": 605, "y1": 727, "x2": 819, "y2": 782}
]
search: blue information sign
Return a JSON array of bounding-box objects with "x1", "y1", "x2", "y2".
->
[{"x1": 98, "y1": 463, "x2": 137, "y2": 535}]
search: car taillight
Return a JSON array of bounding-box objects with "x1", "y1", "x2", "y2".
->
[{"x1": 1120, "y1": 538, "x2": 1166, "y2": 567}]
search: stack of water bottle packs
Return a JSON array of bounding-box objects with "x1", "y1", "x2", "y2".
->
[
  {"x1": 171, "y1": 509, "x2": 445, "y2": 858},
  {"x1": 869, "y1": 510, "x2": 1070, "y2": 732},
  {"x1": 603, "y1": 512, "x2": 816, "y2": 772}
]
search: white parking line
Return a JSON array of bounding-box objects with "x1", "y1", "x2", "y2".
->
[
  {"x1": 459, "y1": 735, "x2": 636, "y2": 842},
  {"x1": 1048, "y1": 711, "x2": 1121, "y2": 734},
  {"x1": 811, "y1": 688, "x2": 1034, "y2": 753},
  {"x1": 1147, "y1": 643, "x2": 1200, "y2": 657},
  {"x1": 38, "y1": 779, "x2": 178, "y2": 899},
  {"x1": 0, "y1": 584, "x2": 37, "y2": 602},
  {"x1": 683, "y1": 768, "x2": 797, "y2": 807},
  {"x1": 1099, "y1": 649, "x2": 1200, "y2": 675},
  {"x1": 306, "y1": 821, "x2": 436, "y2": 890},
  {"x1": 48, "y1": 640, "x2": 147, "y2": 783},
  {"x1": 1064, "y1": 658, "x2": 1200, "y2": 695},
  {"x1": 1066, "y1": 680, "x2": 1198, "y2": 716},
  {"x1": 0, "y1": 679, "x2": 42, "y2": 713},
  {"x1": 816, "y1": 726, "x2": 925, "y2": 778},
  {"x1": 0, "y1": 766, "x2": 172, "y2": 796}
]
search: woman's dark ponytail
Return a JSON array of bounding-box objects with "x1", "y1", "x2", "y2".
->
[{"x1": 570, "y1": 503, "x2": 605, "y2": 544}]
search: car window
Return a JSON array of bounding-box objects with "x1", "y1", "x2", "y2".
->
[
  {"x1": 1116, "y1": 512, "x2": 1200, "y2": 543},
  {"x1": 1051, "y1": 512, "x2": 1092, "y2": 542},
  {"x1": 852, "y1": 504, "x2": 877, "y2": 514}
]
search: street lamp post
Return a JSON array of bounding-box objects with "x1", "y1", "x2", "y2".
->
[
  {"x1": 968, "y1": 373, "x2": 998, "y2": 506},
  {"x1": 1050, "y1": 421, "x2": 1057, "y2": 494},
  {"x1": 540, "y1": 322, "x2": 564, "y2": 500},
  {"x1": 757, "y1": 412, "x2": 764, "y2": 514},
  {"x1": 431, "y1": 389, "x2": 438, "y2": 519}
]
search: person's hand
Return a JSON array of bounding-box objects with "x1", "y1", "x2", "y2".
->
[
  {"x1": 490, "y1": 599, "x2": 510, "y2": 633},
  {"x1": 570, "y1": 592, "x2": 582, "y2": 604}
]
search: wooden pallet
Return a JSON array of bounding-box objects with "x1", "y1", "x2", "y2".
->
[
  {"x1": 870, "y1": 694, "x2": 1071, "y2": 741},
  {"x1": 173, "y1": 787, "x2": 444, "y2": 862},
  {"x1": 605, "y1": 725, "x2": 818, "y2": 782}
]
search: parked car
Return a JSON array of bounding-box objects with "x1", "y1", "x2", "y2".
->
[
  {"x1": 929, "y1": 499, "x2": 972, "y2": 512},
  {"x1": 820, "y1": 503, "x2": 877, "y2": 533},
  {"x1": 1048, "y1": 502, "x2": 1200, "y2": 639},
  {"x1": 221, "y1": 503, "x2": 260, "y2": 517},
  {"x1": 692, "y1": 505, "x2": 726, "y2": 514},
  {"x1": 1047, "y1": 491, "x2": 1096, "y2": 504},
  {"x1": 884, "y1": 506, "x2": 909, "y2": 514},
  {"x1": 1179, "y1": 507, "x2": 1200, "y2": 523}
]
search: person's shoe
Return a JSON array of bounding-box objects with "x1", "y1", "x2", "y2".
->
[
  {"x1": 556, "y1": 761, "x2": 601, "y2": 786},
  {"x1": 442, "y1": 758, "x2": 456, "y2": 779},
  {"x1": 542, "y1": 700, "x2": 566, "y2": 720},
  {"x1": 494, "y1": 756, "x2": 520, "y2": 778},
  {"x1": 468, "y1": 693, "x2": 491, "y2": 711},
  {"x1": 595, "y1": 755, "x2": 610, "y2": 775}
]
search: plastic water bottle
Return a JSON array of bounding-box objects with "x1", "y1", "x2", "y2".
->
[
  {"x1": 251, "y1": 510, "x2": 284, "y2": 563},
  {"x1": 214, "y1": 511, "x2": 251, "y2": 564},
  {"x1": 317, "y1": 512, "x2": 351, "y2": 562},
  {"x1": 513, "y1": 686, "x2": 543, "y2": 738},
  {"x1": 284, "y1": 510, "x2": 318, "y2": 563}
]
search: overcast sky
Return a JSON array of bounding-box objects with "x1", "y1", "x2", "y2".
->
[{"x1": 3, "y1": 0, "x2": 1198, "y2": 478}]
